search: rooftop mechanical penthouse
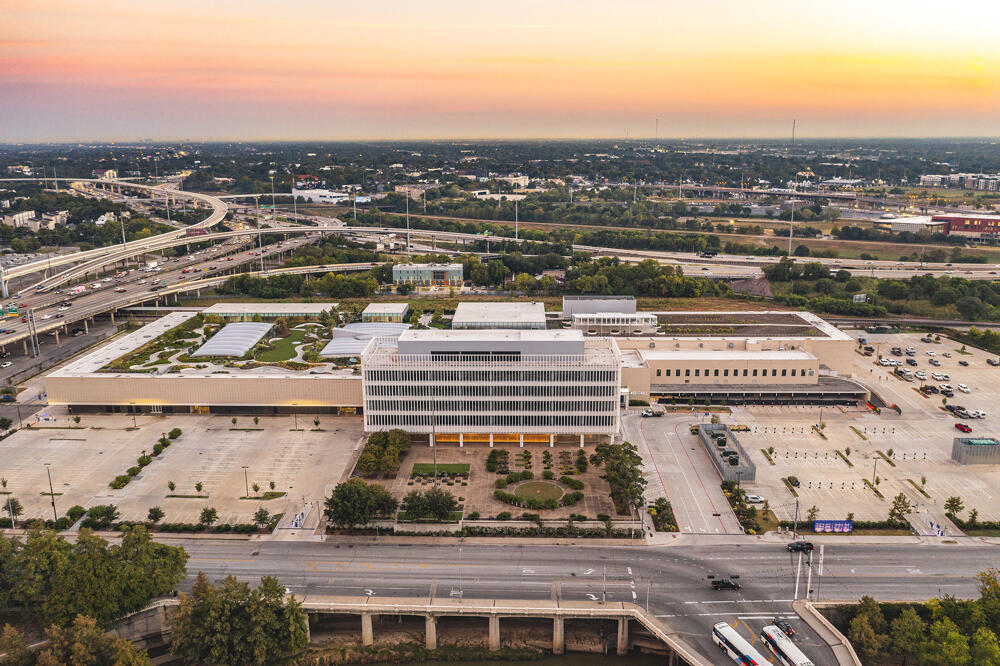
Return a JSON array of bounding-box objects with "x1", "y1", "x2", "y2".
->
[{"x1": 361, "y1": 329, "x2": 621, "y2": 446}]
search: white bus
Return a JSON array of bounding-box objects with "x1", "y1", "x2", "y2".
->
[
  {"x1": 712, "y1": 622, "x2": 769, "y2": 665},
  {"x1": 761, "y1": 625, "x2": 815, "y2": 666}
]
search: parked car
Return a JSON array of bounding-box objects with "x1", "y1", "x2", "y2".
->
[
  {"x1": 926, "y1": 350, "x2": 936, "y2": 356},
  {"x1": 906, "y1": 358, "x2": 918, "y2": 366},
  {"x1": 864, "y1": 346, "x2": 875, "y2": 352},
  {"x1": 915, "y1": 371, "x2": 927, "y2": 380},
  {"x1": 773, "y1": 619, "x2": 796, "y2": 637},
  {"x1": 921, "y1": 337, "x2": 934, "y2": 343},
  {"x1": 959, "y1": 360, "x2": 969, "y2": 367},
  {"x1": 0, "y1": 361, "x2": 11, "y2": 368},
  {"x1": 942, "y1": 352, "x2": 952, "y2": 358},
  {"x1": 711, "y1": 578, "x2": 741, "y2": 591},
  {"x1": 958, "y1": 384, "x2": 970, "y2": 393},
  {"x1": 788, "y1": 542, "x2": 814, "y2": 553},
  {"x1": 930, "y1": 358, "x2": 941, "y2": 366},
  {"x1": 864, "y1": 350, "x2": 873, "y2": 356},
  {"x1": 745, "y1": 494, "x2": 764, "y2": 504},
  {"x1": 956, "y1": 423, "x2": 972, "y2": 433},
  {"x1": 988, "y1": 358, "x2": 999, "y2": 366},
  {"x1": 942, "y1": 389, "x2": 955, "y2": 397},
  {"x1": 640, "y1": 409, "x2": 662, "y2": 418}
]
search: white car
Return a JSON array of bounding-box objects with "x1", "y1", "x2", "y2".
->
[
  {"x1": 941, "y1": 373, "x2": 951, "y2": 380},
  {"x1": 932, "y1": 372, "x2": 946, "y2": 381},
  {"x1": 880, "y1": 358, "x2": 891, "y2": 366},
  {"x1": 915, "y1": 371, "x2": 927, "y2": 380},
  {"x1": 926, "y1": 350, "x2": 936, "y2": 356},
  {"x1": 745, "y1": 494, "x2": 765, "y2": 503},
  {"x1": 940, "y1": 384, "x2": 953, "y2": 391},
  {"x1": 0, "y1": 361, "x2": 11, "y2": 368},
  {"x1": 137, "y1": 279, "x2": 146, "y2": 284},
  {"x1": 958, "y1": 384, "x2": 970, "y2": 393},
  {"x1": 974, "y1": 410, "x2": 988, "y2": 419}
]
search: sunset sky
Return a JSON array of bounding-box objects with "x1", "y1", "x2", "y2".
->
[{"x1": 2, "y1": 0, "x2": 999, "y2": 141}]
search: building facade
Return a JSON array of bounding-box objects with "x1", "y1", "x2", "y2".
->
[
  {"x1": 572, "y1": 312, "x2": 658, "y2": 335},
  {"x1": 452, "y1": 301, "x2": 546, "y2": 329},
  {"x1": 562, "y1": 295, "x2": 636, "y2": 317},
  {"x1": 361, "y1": 329, "x2": 621, "y2": 446},
  {"x1": 392, "y1": 263, "x2": 463, "y2": 287},
  {"x1": 362, "y1": 302, "x2": 410, "y2": 323}
]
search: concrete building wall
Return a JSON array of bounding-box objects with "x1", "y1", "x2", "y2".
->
[
  {"x1": 46, "y1": 374, "x2": 363, "y2": 409},
  {"x1": 639, "y1": 355, "x2": 819, "y2": 386}
]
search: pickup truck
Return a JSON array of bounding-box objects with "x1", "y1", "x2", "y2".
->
[{"x1": 640, "y1": 409, "x2": 662, "y2": 418}]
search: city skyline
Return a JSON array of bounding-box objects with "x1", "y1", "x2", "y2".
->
[{"x1": 2, "y1": 0, "x2": 1000, "y2": 141}]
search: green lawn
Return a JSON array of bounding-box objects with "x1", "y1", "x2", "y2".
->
[
  {"x1": 411, "y1": 463, "x2": 469, "y2": 475},
  {"x1": 514, "y1": 481, "x2": 563, "y2": 502},
  {"x1": 256, "y1": 329, "x2": 306, "y2": 362}
]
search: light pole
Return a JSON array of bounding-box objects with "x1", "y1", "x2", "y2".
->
[
  {"x1": 292, "y1": 403, "x2": 298, "y2": 431},
  {"x1": 44, "y1": 463, "x2": 57, "y2": 522},
  {"x1": 872, "y1": 457, "x2": 879, "y2": 485},
  {"x1": 242, "y1": 466, "x2": 249, "y2": 498}
]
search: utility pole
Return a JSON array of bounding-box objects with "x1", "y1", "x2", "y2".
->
[
  {"x1": 792, "y1": 498, "x2": 800, "y2": 539},
  {"x1": 514, "y1": 199, "x2": 518, "y2": 241},
  {"x1": 242, "y1": 466, "x2": 249, "y2": 498},
  {"x1": 44, "y1": 464, "x2": 57, "y2": 522},
  {"x1": 405, "y1": 194, "x2": 411, "y2": 258},
  {"x1": 872, "y1": 457, "x2": 879, "y2": 485}
]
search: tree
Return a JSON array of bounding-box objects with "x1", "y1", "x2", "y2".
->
[
  {"x1": 806, "y1": 505, "x2": 820, "y2": 522},
  {"x1": 253, "y1": 415, "x2": 259, "y2": 426},
  {"x1": 922, "y1": 617, "x2": 971, "y2": 666},
  {"x1": 0, "y1": 624, "x2": 32, "y2": 666},
  {"x1": 945, "y1": 496, "x2": 965, "y2": 516},
  {"x1": 324, "y1": 479, "x2": 397, "y2": 529},
  {"x1": 972, "y1": 627, "x2": 1000, "y2": 666},
  {"x1": 35, "y1": 615, "x2": 151, "y2": 665},
  {"x1": 253, "y1": 507, "x2": 270, "y2": 528},
  {"x1": 969, "y1": 508, "x2": 980, "y2": 526},
  {"x1": 232, "y1": 417, "x2": 238, "y2": 427},
  {"x1": 195, "y1": 481, "x2": 204, "y2": 493},
  {"x1": 401, "y1": 489, "x2": 429, "y2": 520},
  {"x1": 168, "y1": 480, "x2": 176, "y2": 492},
  {"x1": 424, "y1": 487, "x2": 458, "y2": 521},
  {"x1": 199, "y1": 507, "x2": 218, "y2": 526},
  {"x1": 170, "y1": 572, "x2": 307, "y2": 666},
  {"x1": 3, "y1": 497, "x2": 23, "y2": 521},
  {"x1": 890, "y1": 607, "x2": 925, "y2": 665},
  {"x1": 269, "y1": 480, "x2": 276, "y2": 491},
  {"x1": 147, "y1": 506, "x2": 165, "y2": 523},
  {"x1": 0, "y1": 418, "x2": 11, "y2": 431},
  {"x1": 889, "y1": 492, "x2": 913, "y2": 524},
  {"x1": 849, "y1": 613, "x2": 888, "y2": 663},
  {"x1": 590, "y1": 441, "x2": 647, "y2": 510},
  {"x1": 252, "y1": 482, "x2": 260, "y2": 494}
]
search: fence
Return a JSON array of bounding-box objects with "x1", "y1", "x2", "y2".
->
[{"x1": 697, "y1": 423, "x2": 756, "y2": 483}]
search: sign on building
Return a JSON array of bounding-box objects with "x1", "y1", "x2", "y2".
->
[{"x1": 813, "y1": 519, "x2": 853, "y2": 533}]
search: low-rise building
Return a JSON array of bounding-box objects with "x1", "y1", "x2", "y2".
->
[
  {"x1": 291, "y1": 188, "x2": 350, "y2": 204},
  {"x1": 362, "y1": 302, "x2": 409, "y2": 323},
  {"x1": 572, "y1": 312, "x2": 658, "y2": 336},
  {"x1": 562, "y1": 295, "x2": 636, "y2": 317},
  {"x1": 201, "y1": 302, "x2": 339, "y2": 321},
  {"x1": 392, "y1": 263, "x2": 463, "y2": 287},
  {"x1": 452, "y1": 301, "x2": 546, "y2": 330}
]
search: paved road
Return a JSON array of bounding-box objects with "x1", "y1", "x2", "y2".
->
[{"x1": 165, "y1": 537, "x2": 994, "y2": 665}]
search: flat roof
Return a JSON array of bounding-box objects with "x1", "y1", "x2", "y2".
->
[
  {"x1": 202, "y1": 302, "x2": 339, "y2": 315},
  {"x1": 452, "y1": 301, "x2": 546, "y2": 325},
  {"x1": 399, "y1": 328, "x2": 582, "y2": 343},
  {"x1": 52, "y1": 311, "x2": 198, "y2": 375},
  {"x1": 362, "y1": 302, "x2": 409, "y2": 315},
  {"x1": 393, "y1": 263, "x2": 462, "y2": 270},
  {"x1": 192, "y1": 322, "x2": 273, "y2": 358},
  {"x1": 640, "y1": 349, "x2": 816, "y2": 362}
]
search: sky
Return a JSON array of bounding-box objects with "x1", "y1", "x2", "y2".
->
[{"x1": 2, "y1": 0, "x2": 999, "y2": 141}]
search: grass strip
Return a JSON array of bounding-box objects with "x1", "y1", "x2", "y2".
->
[
  {"x1": 862, "y1": 478, "x2": 884, "y2": 499},
  {"x1": 876, "y1": 450, "x2": 897, "y2": 467},
  {"x1": 760, "y1": 448, "x2": 776, "y2": 466},
  {"x1": 850, "y1": 425, "x2": 868, "y2": 440},
  {"x1": 907, "y1": 479, "x2": 931, "y2": 498},
  {"x1": 782, "y1": 478, "x2": 799, "y2": 497},
  {"x1": 835, "y1": 450, "x2": 855, "y2": 467}
]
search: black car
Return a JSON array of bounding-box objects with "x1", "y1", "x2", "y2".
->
[
  {"x1": 921, "y1": 337, "x2": 934, "y2": 343},
  {"x1": 863, "y1": 346, "x2": 875, "y2": 352},
  {"x1": 959, "y1": 360, "x2": 969, "y2": 367},
  {"x1": 787, "y1": 541, "x2": 814, "y2": 553},
  {"x1": 773, "y1": 618, "x2": 796, "y2": 637},
  {"x1": 906, "y1": 358, "x2": 918, "y2": 366},
  {"x1": 923, "y1": 385, "x2": 939, "y2": 394},
  {"x1": 988, "y1": 358, "x2": 999, "y2": 367},
  {"x1": 942, "y1": 389, "x2": 955, "y2": 398},
  {"x1": 711, "y1": 578, "x2": 741, "y2": 591}
]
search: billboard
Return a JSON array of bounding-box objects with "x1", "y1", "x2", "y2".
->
[{"x1": 813, "y1": 519, "x2": 853, "y2": 533}]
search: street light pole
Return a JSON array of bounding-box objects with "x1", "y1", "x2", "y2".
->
[
  {"x1": 44, "y1": 463, "x2": 57, "y2": 522},
  {"x1": 242, "y1": 466, "x2": 249, "y2": 498},
  {"x1": 872, "y1": 457, "x2": 879, "y2": 485}
]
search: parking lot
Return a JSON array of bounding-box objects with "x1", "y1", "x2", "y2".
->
[
  {"x1": 0, "y1": 411, "x2": 364, "y2": 526},
  {"x1": 627, "y1": 331, "x2": 1000, "y2": 535}
]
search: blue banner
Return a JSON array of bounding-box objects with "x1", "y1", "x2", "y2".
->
[{"x1": 813, "y1": 519, "x2": 853, "y2": 533}]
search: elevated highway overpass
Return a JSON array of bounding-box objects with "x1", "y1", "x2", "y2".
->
[{"x1": 0, "y1": 177, "x2": 229, "y2": 295}]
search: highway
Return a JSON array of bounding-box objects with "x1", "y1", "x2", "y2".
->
[
  {"x1": 172, "y1": 536, "x2": 994, "y2": 665},
  {"x1": 0, "y1": 177, "x2": 230, "y2": 287}
]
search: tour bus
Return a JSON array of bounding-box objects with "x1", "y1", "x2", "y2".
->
[
  {"x1": 761, "y1": 625, "x2": 815, "y2": 666},
  {"x1": 712, "y1": 622, "x2": 769, "y2": 664}
]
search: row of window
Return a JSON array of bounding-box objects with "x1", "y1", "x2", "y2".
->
[
  {"x1": 365, "y1": 399, "x2": 617, "y2": 413},
  {"x1": 366, "y1": 384, "x2": 616, "y2": 397},
  {"x1": 654, "y1": 367, "x2": 815, "y2": 379},
  {"x1": 366, "y1": 414, "x2": 616, "y2": 428},
  {"x1": 365, "y1": 369, "x2": 617, "y2": 382}
]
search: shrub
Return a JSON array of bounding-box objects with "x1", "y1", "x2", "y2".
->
[
  {"x1": 158, "y1": 437, "x2": 171, "y2": 448},
  {"x1": 168, "y1": 428, "x2": 182, "y2": 439},
  {"x1": 561, "y1": 491, "x2": 584, "y2": 507},
  {"x1": 466, "y1": 511, "x2": 480, "y2": 521},
  {"x1": 494, "y1": 489, "x2": 519, "y2": 505},
  {"x1": 137, "y1": 454, "x2": 153, "y2": 467},
  {"x1": 66, "y1": 505, "x2": 86, "y2": 522},
  {"x1": 109, "y1": 475, "x2": 131, "y2": 489},
  {"x1": 575, "y1": 450, "x2": 589, "y2": 473},
  {"x1": 497, "y1": 511, "x2": 512, "y2": 521},
  {"x1": 495, "y1": 479, "x2": 508, "y2": 489},
  {"x1": 52, "y1": 517, "x2": 71, "y2": 531},
  {"x1": 596, "y1": 513, "x2": 611, "y2": 522},
  {"x1": 542, "y1": 498, "x2": 559, "y2": 510},
  {"x1": 152, "y1": 443, "x2": 164, "y2": 456},
  {"x1": 560, "y1": 475, "x2": 585, "y2": 490},
  {"x1": 542, "y1": 470, "x2": 555, "y2": 480},
  {"x1": 126, "y1": 466, "x2": 141, "y2": 477}
]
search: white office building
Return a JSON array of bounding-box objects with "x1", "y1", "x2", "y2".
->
[
  {"x1": 452, "y1": 301, "x2": 546, "y2": 329},
  {"x1": 361, "y1": 329, "x2": 621, "y2": 446},
  {"x1": 572, "y1": 312, "x2": 658, "y2": 335}
]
